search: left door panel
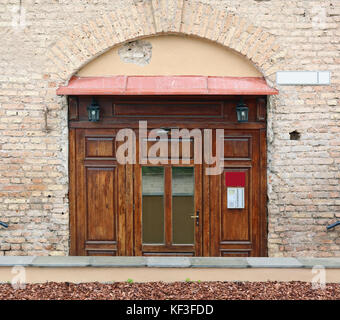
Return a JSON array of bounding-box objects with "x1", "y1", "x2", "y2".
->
[{"x1": 71, "y1": 129, "x2": 119, "y2": 256}]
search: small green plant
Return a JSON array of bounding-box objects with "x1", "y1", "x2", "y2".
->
[
  {"x1": 185, "y1": 278, "x2": 191, "y2": 282},
  {"x1": 127, "y1": 278, "x2": 134, "y2": 284},
  {"x1": 197, "y1": 280, "x2": 201, "y2": 283}
]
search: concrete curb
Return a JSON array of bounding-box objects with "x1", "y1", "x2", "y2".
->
[
  {"x1": 191, "y1": 257, "x2": 248, "y2": 268},
  {"x1": 298, "y1": 258, "x2": 340, "y2": 269},
  {"x1": 246, "y1": 257, "x2": 303, "y2": 268},
  {"x1": 1, "y1": 256, "x2": 340, "y2": 269},
  {"x1": 31, "y1": 256, "x2": 91, "y2": 267},
  {"x1": 91, "y1": 257, "x2": 147, "y2": 267},
  {"x1": 147, "y1": 257, "x2": 191, "y2": 268},
  {"x1": 0, "y1": 256, "x2": 36, "y2": 267}
]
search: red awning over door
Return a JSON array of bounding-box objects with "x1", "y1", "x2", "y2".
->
[{"x1": 57, "y1": 76, "x2": 278, "y2": 96}]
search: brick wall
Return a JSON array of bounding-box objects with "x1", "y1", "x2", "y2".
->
[{"x1": 0, "y1": 0, "x2": 339, "y2": 256}]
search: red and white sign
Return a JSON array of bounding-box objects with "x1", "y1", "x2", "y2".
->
[
  {"x1": 225, "y1": 172, "x2": 246, "y2": 209},
  {"x1": 225, "y1": 171, "x2": 246, "y2": 187}
]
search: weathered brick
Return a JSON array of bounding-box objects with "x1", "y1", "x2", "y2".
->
[{"x1": 0, "y1": 0, "x2": 338, "y2": 258}]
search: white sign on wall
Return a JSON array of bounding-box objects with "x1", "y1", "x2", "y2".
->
[
  {"x1": 227, "y1": 187, "x2": 245, "y2": 209},
  {"x1": 276, "y1": 71, "x2": 331, "y2": 85}
]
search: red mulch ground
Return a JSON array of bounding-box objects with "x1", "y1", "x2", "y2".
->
[{"x1": 0, "y1": 281, "x2": 339, "y2": 300}]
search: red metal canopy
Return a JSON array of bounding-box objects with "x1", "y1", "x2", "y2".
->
[{"x1": 57, "y1": 76, "x2": 278, "y2": 96}]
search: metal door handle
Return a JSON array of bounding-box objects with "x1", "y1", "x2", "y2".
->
[{"x1": 190, "y1": 211, "x2": 199, "y2": 226}]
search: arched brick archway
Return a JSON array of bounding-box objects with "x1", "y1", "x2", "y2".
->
[
  {"x1": 45, "y1": 0, "x2": 284, "y2": 85},
  {"x1": 44, "y1": 0, "x2": 285, "y2": 257}
]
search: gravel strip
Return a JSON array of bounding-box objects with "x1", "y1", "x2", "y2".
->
[{"x1": 0, "y1": 281, "x2": 340, "y2": 300}]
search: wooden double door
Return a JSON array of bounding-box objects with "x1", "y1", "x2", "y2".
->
[{"x1": 69, "y1": 96, "x2": 267, "y2": 256}]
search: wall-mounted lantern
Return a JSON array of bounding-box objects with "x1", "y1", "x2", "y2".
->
[
  {"x1": 87, "y1": 97, "x2": 100, "y2": 122},
  {"x1": 236, "y1": 98, "x2": 249, "y2": 122}
]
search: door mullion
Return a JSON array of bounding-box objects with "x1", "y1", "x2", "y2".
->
[
  {"x1": 195, "y1": 164, "x2": 202, "y2": 256},
  {"x1": 164, "y1": 166, "x2": 172, "y2": 247},
  {"x1": 134, "y1": 163, "x2": 142, "y2": 256}
]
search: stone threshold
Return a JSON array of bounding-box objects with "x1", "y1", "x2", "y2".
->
[{"x1": 1, "y1": 256, "x2": 340, "y2": 269}]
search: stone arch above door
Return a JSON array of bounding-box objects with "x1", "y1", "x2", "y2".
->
[{"x1": 46, "y1": 0, "x2": 284, "y2": 86}]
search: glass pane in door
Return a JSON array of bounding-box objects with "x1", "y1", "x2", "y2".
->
[
  {"x1": 172, "y1": 167, "x2": 195, "y2": 244},
  {"x1": 142, "y1": 167, "x2": 164, "y2": 244}
]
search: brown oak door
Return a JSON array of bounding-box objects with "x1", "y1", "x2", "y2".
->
[
  {"x1": 72, "y1": 129, "x2": 120, "y2": 256},
  {"x1": 134, "y1": 164, "x2": 202, "y2": 256},
  {"x1": 209, "y1": 129, "x2": 266, "y2": 257},
  {"x1": 133, "y1": 129, "x2": 203, "y2": 256}
]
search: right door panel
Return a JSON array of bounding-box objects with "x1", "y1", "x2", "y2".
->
[{"x1": 210, "y1": 130, "x2": 264, "y2": 257}]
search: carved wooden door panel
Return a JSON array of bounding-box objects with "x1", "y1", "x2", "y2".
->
[
  {"x1": 71, "y1": 129, "x2": 120, "y2": 256},
  {"x1": 209, "y1": 129, "x2": 267, "y2": 257}
]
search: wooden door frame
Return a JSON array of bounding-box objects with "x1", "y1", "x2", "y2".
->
[
  {"x1": 69, "y1": 128, "x2": 77, "y2": 256},
  {"x1": 68, "y1": 96, "x2": 268, "y2": 257}
]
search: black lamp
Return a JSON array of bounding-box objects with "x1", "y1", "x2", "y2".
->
[
  {"x1": 236, "y1": 97, "x2": 249, "y2": 122},
  {"x1": 87, "y1": 97, "x2": 100, "y2": 122}
]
